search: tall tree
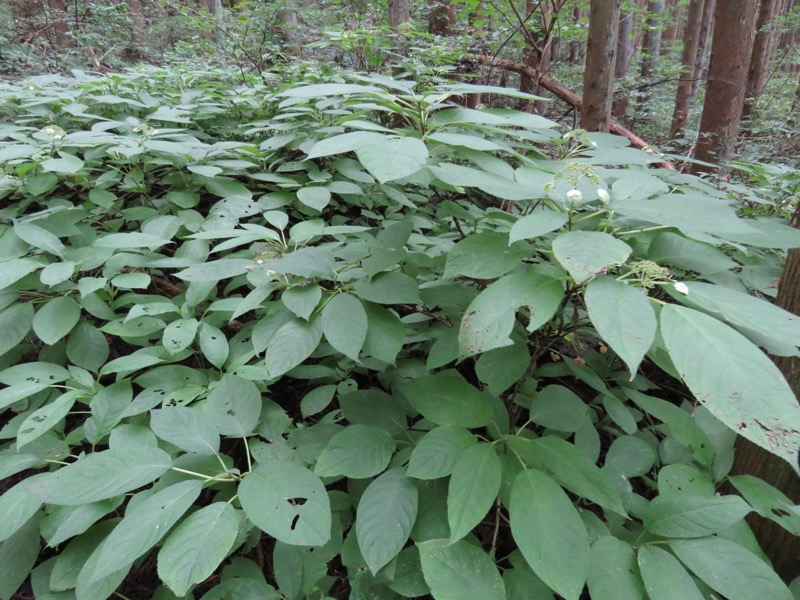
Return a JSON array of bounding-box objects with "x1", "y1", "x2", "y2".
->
[
  {"x1": 636, "y1": 0, "x2": 665, "y2": 115},
  {"x1": 48, "y1": 0, "x2": 69, "y2": 47},
  {"x1": 691, "y1": 0, "x2": 758, "y2": 172},
  {"x1": 690, "y1": 0, "x2": 715, "y2": 99},
  {"x1": 428, "y1": 0, "x2": 456, "y2": 36},
  {"x1": 742, "y1": 0, "x2": 782, "y2": 120},
  {"x1": 389, "y1": 0, "x2": 411, "y2": 56},
  {"x1": 582, "y1": 0, "x2": 620, "y2": 132},
  {"x1": 668, "y1": 0, "x2": 706, "y2": 139},
  {"x1": 661, "y1": 0, "x2": 683, "y2": 52},
  {"x1": 519, "y1": 0, "x2": 557, "y2": 114},
  {"x1": 611, "y1": 4, "x2": 635, "y2": 123},
  {"x1": 568, "y1": 4, "x2": 585, "y2": 63}
]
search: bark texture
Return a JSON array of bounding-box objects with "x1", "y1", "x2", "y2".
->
[
  {"x1": 582, "y1": 0, "x2": 620, "y2": 132},
  {"x1": 742, "y1": 0, "x2": 781, "y2": 119},
  {"x1": 611, "y1": 7, "x2": 635, "y2": 123},
  {"x1": 428, "y1": 0, "x2": 455, "y2": 36},
  {"x1": 690, "y1": 0, "x2": 715, "y2": 99},
  {"x1": 668, "y1": 0, "x2": 706, "y2": 139}
]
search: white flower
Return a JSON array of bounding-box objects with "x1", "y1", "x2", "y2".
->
[
  {"x1": 674, "y1": 282, "x2": 689, "y2": 295},
  {"x1": 590, "y1": 141, "x2": 598, "y2": 148},
  {"x1": 566, "y1": 189, "x2": 582, "y2": 202},
  {"x1": 597, "y1": 188, "x2": 610, "y2": 203}
]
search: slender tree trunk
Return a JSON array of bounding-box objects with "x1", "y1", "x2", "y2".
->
[
  {"x1": 519, "y1": 0, "x2": 553, "y2": 114},
  {"x1": 691, "y1": 0, "x2": 758, "y2": 173},
  {"x1": 668, "y1": 0, "x2": 706, "y2": 139},
  {"x1": 612, "y1": 6, "x2": 635, "y2": 124},
  {"x1": 690, "y1": 0, "x2": 715, "y2": 99},
  {"x1": 742, "y1": 0, "x2": 782, "y2": 120},
  {"x1": 48, "y1": 0, "x2": 69, "y2": 47},
  {"x1": 661, "y1": 0, "x2": 683, "y2": 52},
  {"x1": 569, "y1": 5, "x2": 585, "y2": 63},
  {"x1": 389, "y1": 0, "x2": 411, "y2": 56},
  {"x1": 127, "y1": 0, "x2": 144, "y2": 45},
  {"x1": 637, "y1": 0, "x2": 665, "y2": 114},
  {"x1": 428, "y1": 0, "x2": 455, "y2": 35},
  {"x1": 582, "y1": 0, "x2": 620, "y2": 132}
]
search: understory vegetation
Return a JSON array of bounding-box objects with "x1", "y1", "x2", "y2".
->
[{"x1": 1, "y1": 61, "x2": 800, "y2": 599}]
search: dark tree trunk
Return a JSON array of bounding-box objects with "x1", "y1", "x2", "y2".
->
[
  {"x1": 611, "y1": 7, "x2": 635, "y2": 123},
  {"x1": 668, "y1": 0, "x2": 706, "y2": 139},
  {"x1": 690, "y1": 0, "x2": 715, "y2": 99},
  {"x1": 742, "y1": 0, "x2": 782, "y2": 120},
  {"x1": 582, "y1": 0, "x2": 620, "y2": 132},
  {"x1": 428, "y1": 0, "x2": 455, "y2": 36}
]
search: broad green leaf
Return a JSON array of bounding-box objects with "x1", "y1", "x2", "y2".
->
[
  {"x1": 585, "y1": 276, "x2": 656, "y2": 376},
  {"x1": 151, "y1": 407, "x2": 220, "y2": 454},
  {"x1": 637, "y1": 545, "x2": 704, "y2": 600},
  {"x1": 300, "y1": 384, "x2": 336, "y2": 418},
  {"x1": 306, "y1": 131, "x2": 384, "y2": 159},
  {"x1": 644, "y1": 492, "x2": 752, "y2": 538},
  {"x1": 315, "y1": 424, "x2": 396, "y2": 479},
  {"x1": 40, "y1": 260, "x2": 76, "y2": 285},
  {"x1": 552, "y1": 231, "x2": 631, "y2": 283},
  {"x1": 197, "y1": 322, "x2": 229, "y2": 369},
  {"x1": 13, "y1": 220, "x2": 65, "y2": 257},
  {"x1": 356, "y1": 469, "x2": 418, "y2": 574},
  {"x1": 587, "y1": 537, "x2": 645, "y2": 600},
  {"x1": 239, "y1": 458, "x2": 331, "y2": 546},
  {"x1": 282, "y1": 284, "x2": 322, "y2": 320},
  {"x1": 670, "y1": 537, "x2": 792, "y2": 600},
  {"x1": 447, "y1": 443, "x2": 501, "y2": 543},
  {"x1": 277, "y1": 82, "x2": 381, "y2": 97},
  {"x1": 510, "y1": 469, "x2": 589, "y2": 600},
  {"x1": 355, "y1": 137, "x2": 429, "y2": 183},
  {"x1": 660, "y1": 304, "x2": 800, "y2": 466},
  {"x1": 84, "y1": 380, "x2": 133, "y2": 445},
  {"x1": 297, "y1": 186, "x2": 332, "y2": 210},
  {"x1": 459, "y1": 270, "x2": 563, "y2": 357},
  {"x1": 353, "y1": 271, "x2": 420, "y2": 304},
  {"x1": 509, "y1": 209, "x2": 568, "y2": 244},
  {"x1": 0, "y1": 302, "x2": 33, "y2": 357},
  {"x1": 0, "y1": 512, "x2": 40, "y2": 599},
  {"x1": 67, "y1": 321, "x2": 109, "y2": 372},
  {"x1": 0, "y1": 258, "x2": 41, "y2": 289},
  {"x1": 162, "y1": 318, "x2": 199, "y2": 354},
  {"x1": 418, "y1": 539, "x2": 505, "y2": 600},
  {"x1": 158, "y1": 502, "x2": 240, "y2": 597},
  {"x1": 33, "y1": 295, "x2": 81, "y2": 344},
  {"x1": 40, "y1": 498, "x2": 122, "y2": 547},
  {"x1": 475, "y1": 338, "x2": 531, "y2": 395},
  {"x1": 175, "y1": 259, "x2": 252, "y2": 282},
  {"x1": 399, "y1": 370, "x2": 492, "y2": 428},
  {"x1": 529, "y1": 385, "x2": 589, "y2": 433},
  {"x1": 507, "y1": 436, "x2": 626, "y2": 516},
  {"x1": 729, "y1": 474, "x2": 800, "y2": 536},
  {"x1": 30, "y1": 447, "x2": 172, "y2": 505},
  {"x1": 264, "y1": 316, "x2": 323, "y2": 379},
  {"x1": 430, "y1": 162, "x2": 535, "y2": 200},
  {"x1": 0, "y1": 382, "x2": 48, "y2": 410},
  {"x1": 0, "y1": 473, "x2": 47, "y2": 542},
  {"x1": 321, "y1": 293, "x2": 368, "y2": 361},
  {"x1": 85, "y1": 481, "x2": 202, "y2": 584},
  {"x1": 95, "y1": 232, "x2": 172, "y2": 249},
  {"x1": 406, "y1": 426, "x2": 476, "y2": 480},
  {"x1": 204, "y1": 375, "x2": 261, "y2": 437},
  {"x1": 363, "y1": 303, "x2": 404, "y2": 364},
  {"x1": 647, "y1": 232, "x2": 737, "y2": 275},
  {"x1": 17, "y1": 391, "x2": 79, "y2": 449},
  {"x1": 444, "y1": 232, "x2": 527, "y2": 279},
  {"x1": 41, "y1": 151, "x2": 84, "y2": 174}
]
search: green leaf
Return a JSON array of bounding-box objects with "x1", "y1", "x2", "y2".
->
[
  {"x1": 447, "y1": 443, "x2": 501, "y2": 543},
  {"x1": 459, "y1": 270, "x2": 563, "y2": 357},
  {"x1": 475, "y1": 338, "x2": 531, "y2": 395},
  {"x1": 529, "y1": 385, "x2": 589, "y2": 433},
  {"x1": 95, "y1": 232, "x2": 172, "y2": 250},
  {"x1": 406, "y1": 426, "x2": 476, "y2": 480},
  {"x1": 353, "y1": 271, "x2": 420, "y2": 305},
  {"x1": 198, "y1": 322, "x2": 229, "y2": 368},
  {"x1": 239, "y1": 458, "x2": 331, "y2": 546},
  {"x1": 297, "y1": 186, "x2": 332, "y2": 210},
  {"x1": 158, "y1": 502, "x2": 240, "y2": 597},
  {"x1": 41, "y1": 151, "x2": 84, "y2": 174},
  {"x1": 670, "y1": 537, "x2": 792, "y2": 600},
  {"x1": 321, "y1": 293, "x2": 368, "y2": 362},
  {"x1": 643, "y1": 492, "x2": 752, "y2": 538},
  {"x1": 315, "y1": 424, "x2": 396, "y2": 479},
  {"x1": 84, "y1": 481, "x2": 202, "y2": 584},
  {"x1": 30, "y1": 447, "x2": 172, "y2": 505},
  {"x1": 151, "y1": 407, "x2": 220, "y2": 454},
  {"x1": 510, "y1": 469, "x2": 589, "y2": 600},
  {"x1": 306, "y1": 131, "x2": 384, "y2": 159},
  {"x1": 162, "y1": 318, "x2": 199, "y2": 354},
  {"x1": 660, "y1": 304, "x2": 800, "y2": 466},
  {"x1": 282, "y1": 284, "x2": 322, "y2": 320},
  {"x1": 363, "y1": 303, "x2": 404, "y2": 364},
  {"x1": 729, "y1": 474, "x2": 800, "y2": 536},
  {"x1": 0, "y1": 258, "x2": 41, "y2": 289},
  {"x1": 264, "y1": 316, "x2": 323, "y2": 379},
  {"x1": 356, "y1": 469, "x2": 418, "y2": 574},
  {"x1": 647, "y1": 232, "x2": 736, "y2": 275},
  {"x1": 0, "y1": 473, "x2": 46, "y2": 542},
  {"x1": 204, "y1": 375, "x2": 261, "y2": 437},
  {"x1": 637, "y1": 545, "x2": 704, "y2": 600},
  {"x1": 399, "y1": 370, "x2": 492, "y2": 428},
  {"x1": 300, "y1": 384, "x2": 336, "y2": 418},
  {"x1": 430, "y1": 162, "x2": 535, "y2": 200},
  {"x1": 587, "y1": 537, "x2": 645, "y2": 600},
  {"x1": 585, "y1": 276, "x2": 656, "y2": 376},
  {"x1": 32, "y1": 295, "x2": 81, "y2": 344},
  {"x1": 175, "y1": 259, "x2": 252, "y2": 282},
  {"x1": 84, "y1": 380, "x2": 133, "y2": 444},
  {"x1": 552, "y1": 231, "x2": 632, "y2": 283},
  {"x1": 418, "y1": 539, "x2": 505, "y2": 600},
  {"x1": 509, "y1": 209, "x2": 568, "y2": 244},
  {"x1": 40, "y1": 260, "x2": 76, "y2": 285},
  {"x1": 17, "y1": 390, "x2": 79, "y2": 449},
  {"x1": 0, "y1": 303, "x2": 33, "y2": 357},
  {"x1": 13, "y1": 220, "x2": 65, "y2": 257},
  {"x1": 67, "y1": 321, "x2": 109, "y2": 372},
  {"x1": 0, "y1": 512, "x2": 40, "y2": 599},
  {"x1": 355, "y1": 137, "x2": 429, "y2": 184},
  {"x1": 444, "y1": 232, "x2": 527, "y2": 279}
]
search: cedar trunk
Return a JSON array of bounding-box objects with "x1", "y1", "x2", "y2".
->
[
  {"x1": 48, "y1": 0, "x2": 69, "y2": 47},
  {"x1": 742, "y1": 0, "x2": 781, "y2": 119},
  {"x1": 611, "y1": 7, "x2": 635, "y2": 123},
  {"x1": 690, "y1": 0, "x2": 715, "y2": 99},
  {"x1": 668, "y1": 0, "x2": 706, "y2": 139},
  {"x1": 690, "y1": 0, "x2": 758, "y2": 172},
  {"x1": 582, "y1": 0, "x2": 620, "y2": 132},
  {"x1": 640, "y1": 0, "x2": 665, "y2": 81},
  {"x1": 389, "y1": 0, "x2": 411, "y2": 56},
  {"x1": 428, "y1": 0, "x2": 455, "y2": 36}
]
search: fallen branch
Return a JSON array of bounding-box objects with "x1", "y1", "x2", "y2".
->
[{"x1": 475, "y1": 55, "x2": 675, "y2": 170}]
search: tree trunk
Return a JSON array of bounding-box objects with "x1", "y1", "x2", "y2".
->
[
  {"x1": 428, "y1": 0, "x2": 455, "y2": 36},
  {"x1": 742, "y1": 0, "x2": 782, "y2": 120},
  {"x1": 690, "y1": 0, "x2": 715, "y2": 99},
  {"x1": 611, "y1": 6, "x2": 635, "y2": 123},
  {"x1": 207, "y1": 0, "x2": 225, "y2": 46},
  {"x1": 582, "y1": 0, "x2": 620, "y2": 132},
  {"x1": 568, "y1": 5, "x2": 585, "y2": 64},
  {"x1": 640, "y1": 0, "x2": 665, "y2": 81},
  {"x1": 389, "y1": 0, "x2": 411, "y2": 56},
  {"x1": 668, "y1": 0, "x2": 706, "y2": 139},
  {"x1": 48, "y1": 0, "x2": 69, "y2": 47},
  {"x1": 127, "y1": 0, "x2": 144, "y2": 45},
  {"x1": 519, "y1": 0, "x2": 553, "y2": 114},
  {"x1": 691, "y1": 0, "x2": 758, "y2": 173},
  {"x1": 661, "y1": 0, "x2": 683, "y2": 53}
]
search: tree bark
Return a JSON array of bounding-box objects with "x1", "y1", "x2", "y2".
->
[
  {"x1": 127, "y1": 0, "x2": 144, "y2": 45},
  {"x1": 519, "y1": 0, "x2": 554, "y2": 114},
  {"x1": 611, "y1": 6, "x2": 635, "y2": 123},
  {"x1": 428, "y1": 0, "x2": 455, "y2": 36},
  {"x1": 690, "y1": 0, "x2": 715, "y2": 99},
  {"x1": 691, "y1": 0, "x2": 758, "y2": 173},
  {"x1": 568, "y1": 5, "x2": 585, "y2": 64},
  {"x1": 668, "y1": 0, "x2": 706, "y2": 139},
  {"x1": 637, "y1": 0, "x2": 665, "y2": 114},
  {"x1": 48, "y1": 0, "x2": 69, "y2": 47},
  {"x1": 582, "y1": 0, "x2": 620, "y2": 132},
  {"x1": 661, "y1": 0, "x2": 683, "y2": 52},
  {"x1": 742, "y1": 0, "x2": 782, "y2": 120},
  {"x1": 389, "y1": 0, "x2": 411, "y2": 56}
]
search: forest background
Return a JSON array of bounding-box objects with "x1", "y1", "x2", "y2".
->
[{"x1": 2, "y1": 0, "x2": 800, "y2": 599}]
